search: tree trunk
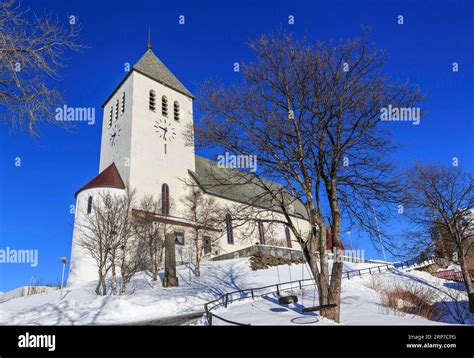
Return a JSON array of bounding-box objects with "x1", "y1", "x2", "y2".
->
[
  {"x1": 195, "y1": 260, "x2": 201, "y2": 277},
  {"x1": 459, "y1": 257, "x2": 474, "y2": 313},
  {"x1": 323, "y1": 185, "x2": 344, "y2": 323},
  {"x1": 327, "y1": 246, "x2": 343, "y2": 321},
  {"x1": 297, "y1": 205, "x2": 336, "y2": 321},
  {"x1": 95, "y1": 264, "x2": 107, "y2": 296},
  {"x1": 195, "y1": 232, "x2": 201, "y2": 277},
  {"x1": 303, "y1": 240, "x2": 327, "y2": 305},
  {"x1": 121, "y1": 279, "x2": 127, "y2": 295},
  {"x1": 119, "y1": 249, "x2": 129, "y2": 295},
  {"x1": 317, "y1": 233, "x2": 333, "y2": 319},
  {"x1": 150, "y1": 250, "x2": 158, "y2": 281},
  {"x1": 152, "y1": 262, "x2": 158, "y2": 281},
  {"x1": 95, "y1": 273, "x2": 102, "y2": 295},
  {"x1": 304, "y1": 212, "x2": 333, "y2": 318},
  {"x1": 101, "y1": 277, "x2": 107, "y2": 295},
  {"x1": 111, "y1": 258, "x2": 118, "y2": 295}
]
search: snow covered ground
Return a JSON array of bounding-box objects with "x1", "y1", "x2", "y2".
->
[
  {"x1": 206, "y1": 270, "x2": 467, "y2": 325},
  {"x1": 0, "y1": 258, "x2": 471, "y2": 325}
]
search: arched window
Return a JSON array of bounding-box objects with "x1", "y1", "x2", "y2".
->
[
  {"x1": 173, "y1": 101, "x2": 180, "y2": 121},
  {"x1": 226, "y1": 214, "x2": 234, "y2": 245},
  {"x1": 149, "y1": 90, "x2": 156, "y2": 111},
  {"x1": 87, "y1": 196, "x2": 93, "y2": 214},
  {"x1": 161, "y1": 183, "x2": 170, "y2": 215},
  {"x1": 258, "y1": 221, "x2": 265, "y2": 244},
  {"x1": 115, "y1": 99, "x2": 119, "y2": 121},
  {"x1": 108, "y1": 107, "x2": 113, "y2": 128},
  {"x1": 120, "y1": 92, "x2": 125, "y2": 115},
  {"x1": 285, "y1": 225, "x2": 292, "y2": 248},
  {"x1": 162, "y1": 96, "x2": 168, "y2": 117}
]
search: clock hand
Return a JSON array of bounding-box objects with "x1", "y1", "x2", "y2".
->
[{"x1": 159, "y1": 126, "x2": 167, "y2": 132}]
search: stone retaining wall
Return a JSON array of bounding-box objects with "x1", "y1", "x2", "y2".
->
[{"x1": 210, "y1": 245, "x2": 304, "y2": 262}]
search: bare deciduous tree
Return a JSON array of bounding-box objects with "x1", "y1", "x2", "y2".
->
[
  {"x1": 115, "y1": 190, "x2": 143, "y2": 295},
  {"x1": 77, "y1": 189, "x2": 141, "y2": 295},
  {"x1": 0, "y1": 0, "x2": 85, "y2": 135},
  {"x1": 77, "y1": 191, "x2": 126, "y2": 295},
  {"x1": 402, "y1": 163, "x2": 474, "y2": 312},
  {"x1": 133, "y1": 195, "x2": 165, "y2": 282},
  {"x1": 191, "y1": 30, "x2": 422, "y2": 322},
  {"x1": 180, "y1": 179, "x2": 223, "y2": 276}
]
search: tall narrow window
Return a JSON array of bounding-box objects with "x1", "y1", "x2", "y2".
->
[
  {"x1": 108, "y1": 107, "x2": 113, "y2": 128},
  {"x1": 87, "y1": 196, "x2": 93, "y2": 214},
  {"x1": 120, "y1": 92, "x2": 125, "y2": 115},
  {"x1": 258, "y1": 221, "x2": 265, "y2": 244},
  {"x1": 203, "y1": 236, "x2": 212, "y2": 255},
  {"x1": 162, "y1": 95, "x2": 168, "y2": 117},
  {"x1": 115, "y1": 99, "x2": 119, "y2": 121},
  {"x1": 173, "y1": 101, "x2": 180, "y2": 121},
  {"x1": 226, "y1": 214, "x2": 234, "y2": 245},
  {"x1": 285, "y1": 225, "x2": 292, "y2": 248},
  {"x1": 149, "y1": 90, "x2": 156, "y2": 111},
  {"x1": 175, "y1": 231, "x2": 185, "y2": 246},
  {"x1": 161, "y1": 183, "x2": 170, "y2": 215}
]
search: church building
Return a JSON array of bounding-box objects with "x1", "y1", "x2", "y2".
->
[{"x1": 68, "y1": 45, "x2": 311, "y2": 285}]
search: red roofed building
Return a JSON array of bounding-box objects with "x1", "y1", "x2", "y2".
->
[{"x1": 74, "y1": 163, "x2": 126, "y2": 199}]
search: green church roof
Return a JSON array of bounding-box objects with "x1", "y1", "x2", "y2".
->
[{"x1": 191, "y1": 155, "x2": 309, "y2": 220}]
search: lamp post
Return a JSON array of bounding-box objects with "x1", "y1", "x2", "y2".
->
[
  {"x1": 347, "y1": 230, "x2": 353, "y2": 251},
  {"x1": 60, "y1": 256, "x2": 67, "y2": 300},
  {"x1": 371, "y1": 206, "x2": 387, "y2": 262}
]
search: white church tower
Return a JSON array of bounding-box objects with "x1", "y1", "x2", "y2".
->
[
  {"x1": 99, "y1": 44, "x2": 196, "y2": 201},
  {"x1": 68, "y1": 45, "x2": 196, "y2": 285}
]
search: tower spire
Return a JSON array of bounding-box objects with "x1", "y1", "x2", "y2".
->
[{"x1": 147, "y1": 25, "x2": 152, "y2": 50}]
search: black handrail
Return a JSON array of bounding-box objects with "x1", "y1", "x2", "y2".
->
[
  {"x1": 204, "y1": 255, "x2": 440, "y2": 325},
  {"x1": 205, "y1": 264, "x2": 396, "y2": 324},
  {"x1": 210, "y1": 313, "x2": 251, "y2": 326}
]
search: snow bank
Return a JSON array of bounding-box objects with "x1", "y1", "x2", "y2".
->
[
  {"x1": 0, "y1": 258, "x2": 470, "y2": 325},
  {"x1": 209, "y1": 266, "x2": 473, "y2": 325}
]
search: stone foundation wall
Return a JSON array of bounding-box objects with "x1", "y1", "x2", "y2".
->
[
  {"x1": 249, "y1": 251, "x2": 304, "y2": 271},
  {"x1": 210, "y1": 244, "x2": 304, "y2": 262}
]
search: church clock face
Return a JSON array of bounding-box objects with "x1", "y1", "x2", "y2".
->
[
  {"x1": 109, "y1": 123, "x2": 121, "y2": 147},
  {"x1": 154, "y1": 118, "x2": 176, "y2": 153}
]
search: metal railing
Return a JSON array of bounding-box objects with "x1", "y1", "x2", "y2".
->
[
  {"x1": 203, "y1": 255, "x2": 445, "y2": 326},
  {"x1": 204, "y1": 263, "x2": 396, "y2": 325}
]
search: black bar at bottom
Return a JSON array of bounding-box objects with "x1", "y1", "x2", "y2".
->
[{"x1": 0, "y1": 325, "x2": 472, "y2": 355}]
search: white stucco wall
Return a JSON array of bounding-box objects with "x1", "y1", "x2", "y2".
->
[
  {"x1": 99, "y1": 73, "x2": 135, "y2": 185},
  {"x1": 68, "y1": 187, "x2": 125, "y2": 286},
  {"x1": 193, "y1": 191, "x2": 311, "y2": 256},
  {"x1": 128, "y1": 72, "x2": 195, "y2": 206}
]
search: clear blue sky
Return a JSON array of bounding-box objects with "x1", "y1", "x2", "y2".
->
[{"x1": 0, "y1": 0, "x2": 472, "y2": 291}]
